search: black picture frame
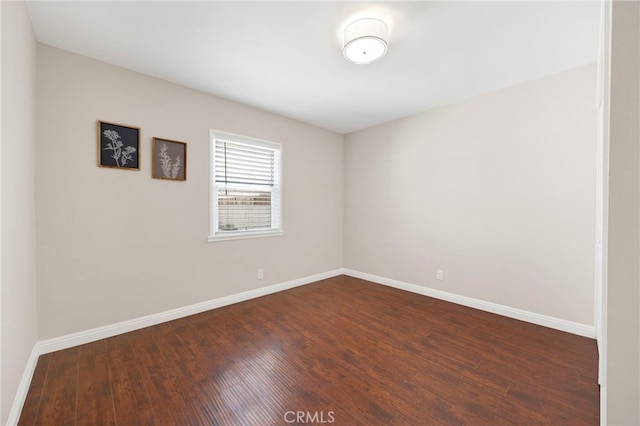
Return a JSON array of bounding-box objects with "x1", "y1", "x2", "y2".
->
[
  {"x1": 98, "y1": 121, "x2": 140, "y2": 170},
  {"x1": 152, "y1": 137, "x2": 187, "y2": 181}
]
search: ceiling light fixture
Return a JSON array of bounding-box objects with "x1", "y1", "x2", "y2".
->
[{"x1": 343, "y1": 18, "x2": 389, "y2": 65}]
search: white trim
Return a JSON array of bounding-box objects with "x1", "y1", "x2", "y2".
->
[
  {"x1": 598, "y1": 0, "x2": 611, "y2": 420},
  {"x1": 208, "y1": 229, "x2": 283, "y2": 242},
  {"x1": 344, "y1": 269, "x2": 595, "y2": 338},
  {"x1": 210, "y1": 128, "x2": 282, "y2": 151},
  {"x1": 209, "y1": 129, "x2": 283, "y2": 241},
  {"x1": 38, "y1": 269, "x2": 343, "y2": 355},
  {"x1": 5, "y1": 344, "x2": 40, "y2": 426}
]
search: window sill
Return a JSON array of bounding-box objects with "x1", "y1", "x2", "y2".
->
[{"x1": 207, "y1": 229, "x2": 284, "y2": 242}]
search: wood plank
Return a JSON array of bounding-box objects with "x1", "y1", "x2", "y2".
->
[
  {"x1": 75, "y1": 339, "x2": 117, "y2": 426},
  {"x1": 32, "y1": 347, "x2": 79, "y2": 425},
  {"x1": 107, "y1": 335, "x2": 157, "y2": 425},
  {"x1": 125, "y1": 327, "x2": 194, "y2": 425},
  {"x1": 17, "y1": 353, "x2": 52, "y2": 426}
]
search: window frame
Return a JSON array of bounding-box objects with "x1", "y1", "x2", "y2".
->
[{"x1": 208, "y1": 129, "x2": 283, "y2": 242}]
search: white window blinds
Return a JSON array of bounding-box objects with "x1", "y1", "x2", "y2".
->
[
  {"x1": 211, "y1": 133, "x2": 282, "y2": 240},
  {"x1": 214, "y1": 140, "x2": 275, "y2": 188}
]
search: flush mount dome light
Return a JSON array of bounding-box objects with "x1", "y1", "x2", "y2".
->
[{"x1": 343, "y1": 18, "x2": 388, "y2": 64}]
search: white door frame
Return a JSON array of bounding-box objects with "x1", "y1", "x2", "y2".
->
[{"x1": 594, "y1": 0, "x2": 610, "y2": 422}]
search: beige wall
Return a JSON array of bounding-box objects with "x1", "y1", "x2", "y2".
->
[
  {"x1": 36, "y1": 45, "x2": 344, "y2": 339},
  {"x1": 345, "y1": 64, "x2": 597, "y2": 326},
  {"x1": 606, "y1": 1, "x2": 640, "y2": 423},
  {"x1": 1, "y1": 1, "x2": 39, "y2": 423}
]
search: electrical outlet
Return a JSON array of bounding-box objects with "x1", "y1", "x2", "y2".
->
[
  {"x1": 257, "y1": 268, "x2": 264, "y2": 280},
  {"x1": 436, "y1": 269, "x2": 444, "y2": 281}
]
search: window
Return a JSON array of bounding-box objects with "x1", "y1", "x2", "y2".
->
[{"x1": 209, "y1": 130, "x2": 282, "y2": 241}]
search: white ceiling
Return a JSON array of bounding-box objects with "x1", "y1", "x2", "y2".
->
[{"x1": 26, "y1": 1, "x2": 601, "y2": 134}]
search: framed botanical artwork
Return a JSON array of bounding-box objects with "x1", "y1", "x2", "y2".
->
[
  {"x1": 98, "y1": 121, "x2": 140, "y2": 170},
  {"x1": 152, "y1": 137, "x2": 187, "y2": 181}
]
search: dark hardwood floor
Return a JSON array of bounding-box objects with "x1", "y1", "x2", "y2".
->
[{"x1": 18, "y1": 275, "x2": 599, "y2": 425}]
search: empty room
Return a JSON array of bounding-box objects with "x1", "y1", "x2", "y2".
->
[{"x1": 2, "y1": 1, "x2": 639, "y2": 425}]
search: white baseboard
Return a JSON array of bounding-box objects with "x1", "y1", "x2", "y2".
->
[
  {"x1": 6, "y1": 344, "x2": 41, "y2": 426},
  {"x1": 8, "y1": 269, "x2": 343, "y2": 424},
  {"x1": 39, "y1": 268, "x2": 344, "y2": 354},
  {"x1": 344, "y1": 269, "x2": 595, "y2": 338}
]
